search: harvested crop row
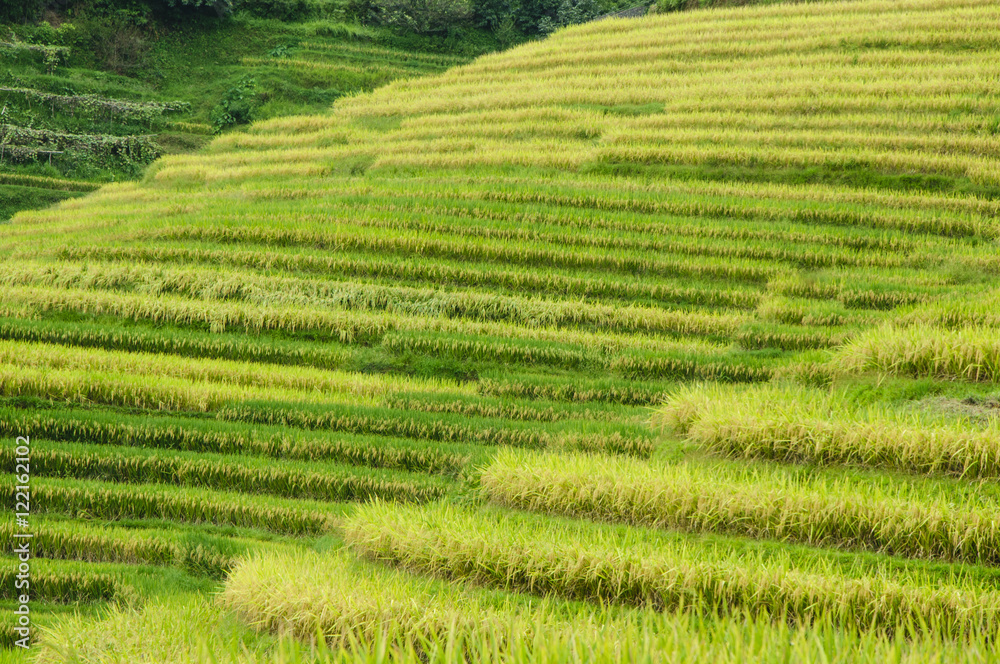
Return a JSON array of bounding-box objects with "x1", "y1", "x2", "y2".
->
[
  {"x1": 481, "y1": 449, "x2": 1000, "y2": 566},
  {"x1": 657, "y1": 383, "x2": 1000, "y2": 478},
  {"x1": 344, "y1": 501, "x2": 1000, "y2": 634}
]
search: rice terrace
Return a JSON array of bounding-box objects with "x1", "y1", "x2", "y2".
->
[{"x1": 3, "y1": 0, "x2": 1000, "y2": 660}]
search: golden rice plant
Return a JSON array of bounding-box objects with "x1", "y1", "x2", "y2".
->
[
  {"x1": 481, "y1": 448, "x2": 1000, "y2": 565},
  {"x1": 656, "y1": 383, "x2": 1000, "y2": 477},
  {"x1": 344, "y1": 501, "x2": 1000, "y2": 634}
]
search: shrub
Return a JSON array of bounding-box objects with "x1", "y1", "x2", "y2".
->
[{"x1": 210, "y1": 75, "x2": 258, "y2": 132}]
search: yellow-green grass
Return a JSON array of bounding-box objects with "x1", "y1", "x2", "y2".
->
[
  {"x1": 33, "y1": 577, "x2": 991, "y2": 664},
  {"x1": 656, "y1": 383, "x2": 1000, "y2": 477},
  {"x1": 344, "y1": 501, "x2": 1000, "y2": 634},
  {"x1": 218, "y1": 546, "x2": 997, "y2": 662}
]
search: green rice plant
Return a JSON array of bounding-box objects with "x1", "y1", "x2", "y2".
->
[
  {"x1": 31, "y1": 593, "x2": 282, "y2": 664},
  {"x1": 0, "y1": 560, "x2": 118, "y2": 603},
  {"x1": 0, "y1": 283, "x2": 736, "y2": 361},
  {"x1": 0, "y1": 518, "x2": 244, "y2": 578},
  {"x1": 768, "y1": 274, "x2": 931, "y2": 311},
  {"x1": 216, "y1": 401, "x2": 654, "y2": 457},
  {"x1": 0, "y1": 316, "x2": 359, "y2": 371},
  {"x1": 381, "y1": 331, "x2": 594, "y2": 370},
  {"x1": 756, "y1": 296, "x2": 859, "y2": 328},
  {"x1": 149, "y1": 223, "x2": 784, "y2": 285},
  {"x1": 63, "y1": 244, "x2": 762, "y2": 310},
  {"x1": 481, "y1": 448, "x2": 1000, "y2": 566},
  {"x1": 383, "y1": 391, "x2": 635, "y2": 424},
  {"x1": 477, "y1": 374, "x2": 675, "y2": 406},
  {"x1": 610, "y1": 349, "x2": 784, "y2": 382},
  {"x1": 0, "y1": 337, "x2": 460, "y2": 400},
  {"x1": 344, "y1": 501, "x2": 1000, "y2": 634},
  {"x1": 0, "y1": 173, "x2": 98, "y2": 192},
  {"x1": 1, "y1": 439, "x2": 451, "y2": 503},
  {"x1": 0, "y1": 474, "x2": 344, "y2": 535},
  {"x1": 655, "y1": 383, "x2": 1000, "y2": 478},
  {"x1": 735, "y1": 322, "x2": 853, "y2": 351},
  {"x1": 0, "y1": 405, "x2": 476, "y2": 475},
  {"x1": 223, "y1": 548, "x2": 531, "y2": 646},
  {"x1": 1, "y1": 258, "x2": 745, "y2": 338},
  {"x1": 6, "y1": 0, "x2": 1000, "y2": 650},
  {"x1": 33, "y1": 584, "x2": 1000, "y2": 663}
]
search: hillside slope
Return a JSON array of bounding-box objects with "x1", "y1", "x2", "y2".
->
[
  {"x1": 4, "y1": 0, "x2": 1000, "y2": 661},
  {"x1": 0, "y1": 16, "x2": 474, "y2": 222}
]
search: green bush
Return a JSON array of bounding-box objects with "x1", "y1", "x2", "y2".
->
[
  {"x1": 372, "y1": 0, "x2": 474, "y2": 34},
  {"x1": 210, "y1": 75, "x2": 258, "y2": 132}
]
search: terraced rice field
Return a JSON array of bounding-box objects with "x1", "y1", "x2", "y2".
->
[{"x1": 4, "y1": 0, "x2": 1000, "y2": 661}]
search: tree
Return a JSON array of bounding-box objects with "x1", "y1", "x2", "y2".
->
[
  {"x1": 0, "y1": 0, "x2": 44, "y2": 23},
  {"x1": 371, "y1": 0, "x2": 473, "y2": 34},
  {"x1": 472, "y1": 0, "x2": 518, "y2": 30}
]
